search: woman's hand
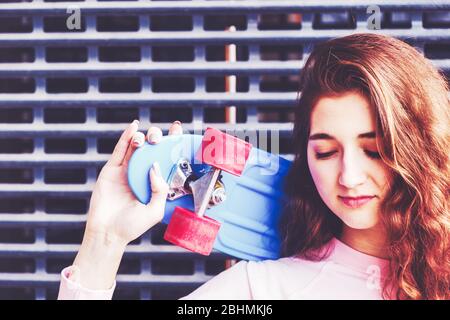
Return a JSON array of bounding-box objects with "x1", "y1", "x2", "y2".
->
[{"x1": 72, "y1": 120, "x2": 183, "y2": 290}]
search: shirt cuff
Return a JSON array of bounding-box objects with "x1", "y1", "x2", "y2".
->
[{"x1": 57, "y1": 266, "x2": 116, "y2": 300}]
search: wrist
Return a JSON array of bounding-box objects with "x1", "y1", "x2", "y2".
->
[
  {"x1": 83, "y1": 228, "x2": 129, "y2": 250},
  {"x1": 72, "y1": 231, "x2": 127, "y2": 290}
]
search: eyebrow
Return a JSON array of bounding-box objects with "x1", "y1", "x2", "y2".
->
[{"x1": 308, "y1": 131, "x2": 376, "y2": 141}]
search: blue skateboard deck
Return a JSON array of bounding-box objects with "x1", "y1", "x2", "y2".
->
[{"x1": 128, "y1": 133, "x2": 291, "y2": 261}]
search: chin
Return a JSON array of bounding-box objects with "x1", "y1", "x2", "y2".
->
[{"x1": 336, "y1": 209, "x2": 380, "y2": 230}]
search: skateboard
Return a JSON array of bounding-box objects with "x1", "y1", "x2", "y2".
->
[{"x1": 128, "y1": 127, "x2": 291, "y2": 261}]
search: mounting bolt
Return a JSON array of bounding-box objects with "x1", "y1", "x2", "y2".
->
[
  {"x1": 211, "y1": 187, "x2": 226, "y2": 205},
  {"x1": 180, "y1": 160, "x2": 189, "y2": 169}
]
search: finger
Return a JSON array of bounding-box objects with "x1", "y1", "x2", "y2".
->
[
  {"x1": 168, "y1": 121, "x2": 183, "y2": 136},
  {"x1": 136, "y1": 162, "x2": 169, "y2": 229},
  {"x1": 122, "y1": 131, "x2": 145, "y2": 167},
  {"x1": 146, "y1": 126, "x2": 163, "y2": 144},
  {"x1": 128, "y1": 162, "x2": 169, "y2": 235},
  {"x1": 149, "y1": 162, "x2": 169, "y2": 197},
  {"x1": 107, "y1": 120, "x2": 139, "y2": 167}
]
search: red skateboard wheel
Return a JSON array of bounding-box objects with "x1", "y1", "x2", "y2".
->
[
  {"x1": 164, "y1": 206, "x2": 221, "y2": 256},
  {"x1": 195, "y1": 127, "x2": 252, "y2": 176}
]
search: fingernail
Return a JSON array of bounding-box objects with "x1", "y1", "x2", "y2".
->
[
  {"x1": 148, "y1": 133, "x2": 156, "y2": 144},
  {"x1": 131, "y1": 119, "x2": 139, "y2": 126},
  {"x1": 173, "y1": 120, "x2": 182, "y2": 126},
  {"x1": 132, "y1": 134, "x2": 144, "y2": 147},
  {"x1": 149, "y1": 131, "x2": 162, "y2": 144}
]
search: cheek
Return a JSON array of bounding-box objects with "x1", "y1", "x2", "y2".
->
[
  {"x1": 371, "y1": 162, "x2": 392, "y2": 195},
  {"x1": 307, "y1": 150, "x2": 337, "y2": 196}
]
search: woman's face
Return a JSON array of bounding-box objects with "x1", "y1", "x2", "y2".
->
[{"x1": 307, "y1": 92, "x2": 390, "y2": 230}]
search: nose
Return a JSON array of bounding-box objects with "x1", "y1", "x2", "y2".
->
[{"x1": 338, "y1": 150, "x2": 367, "y2": 189}]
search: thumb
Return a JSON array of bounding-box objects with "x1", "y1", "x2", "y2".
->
[{"x1": 146, "y1": 162, "x2": 169, "y2": 222}]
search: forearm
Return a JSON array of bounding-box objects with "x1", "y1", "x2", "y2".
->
[{"x1": 73, "y1": 231, "x2": 127, "y2": 290}]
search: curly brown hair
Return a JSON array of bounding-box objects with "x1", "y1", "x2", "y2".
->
[{"x1": 280, "y1": 33, "x2": 450, "y2": 300}]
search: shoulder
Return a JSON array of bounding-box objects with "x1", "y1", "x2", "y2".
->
[
  {"x1": 246, "y1": 256, "x2": 328, "y2": 299},
  {"x1": 181, "y1": 260, "x2": 252, "y2": 300},
  {"x1": 182, "y1": 256, "x2": 328, "y2": 300}
]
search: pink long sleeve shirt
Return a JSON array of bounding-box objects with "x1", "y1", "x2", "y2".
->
[{"x1": 58, "y1": 238, "x2": 390, "y2": 300}]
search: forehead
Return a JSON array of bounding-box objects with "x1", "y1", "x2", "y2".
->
[{"x1": 310, "y1": 92, "x2": 376, "y2": 136}]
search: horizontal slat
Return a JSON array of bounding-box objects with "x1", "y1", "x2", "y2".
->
[
  {"x1": 0, "y1": 183, "x2": 94, "y2": 195},
  {"x1": 0, "y1": 152, "x2": 294, "y2": 167},
  {"x1": 0, "y1": 92, "x2": 298, "y2": 107},
  {"x1": 0, "y1": 213, "x2": 86, "y2": 227},
  {"x1": 0, "y1": 243, "x2": 227, "y2": 259},
  {"x1": 0, "y1": 123, "x2": 294, "y2": 136},
  {"x1": 0, "y1": 29, "x2": 448, "y2": 47},
  {"x1": 0, "y1": 61, "x2": 303, "y2": 77},
  {"x1": 0, "y1": 60, "x2": 448, "y2": 77},
  {"x1": 0, "y1": 154, "x2": 109, "y2": 167},
  {"x1": 0, "y1": 0, "x2": 448, "y2": 15},
  {"x1": 0, "y1": 273, "x2": 60, "y2": 287},
  {"x1": 0, "y1": 273, "x2": 213, "y2": 287}
]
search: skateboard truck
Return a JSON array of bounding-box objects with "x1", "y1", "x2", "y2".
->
[
  {"x1": 164, "y1": 127, "x2": 252, "y2": 255},
  {"x1": 166, "y1": 158, "x2": 197, "y2": 202},
  {"x1": 167, "y1": 158, "x2": 226, "y2": 209}
]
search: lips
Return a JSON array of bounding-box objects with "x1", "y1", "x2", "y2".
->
[{"x1": 338, "y1": 196, "x2": 375, "y2": 209}]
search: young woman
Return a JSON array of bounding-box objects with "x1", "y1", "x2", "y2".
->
[{"x1": 58, "y1": 33, "x2": 449, "y2": 300}]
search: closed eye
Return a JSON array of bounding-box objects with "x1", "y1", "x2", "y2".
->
[
  {"x1": 364, "y1": 150, "x2": 381, "y2": 159},
  {"x1": 315, "y1": 151, "x2": 337, "y2": 159},
  {"x1": 315, "y1": 150, "x2": 380, "y2": 160}
]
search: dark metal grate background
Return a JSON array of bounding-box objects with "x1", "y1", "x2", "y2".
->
[{"x1": 0, "y1": 0, "x2": 449, "y2": 300}]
